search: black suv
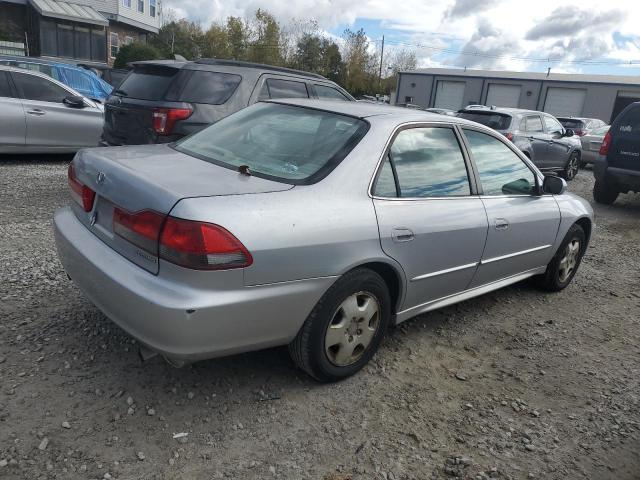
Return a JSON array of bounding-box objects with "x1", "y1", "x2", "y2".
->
[
  {"x1": 593, "y1": 102, "x2": 640, "y2": 204},
  {"x1": 101, "y1": 59, "x2": 354, "y2": 146}
]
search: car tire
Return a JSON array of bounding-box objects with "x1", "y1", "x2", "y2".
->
[
  {"x1": 561, "y1": 152, "x2": 580, "y2": 181},
  {"x1": 289, "y1": 268, "x2": 391, "y2": 382},
  {"x1": 593, "y1": 180, "x2": 619, "y2": 205},
  {"x1": 535, "y1": 224, "x2": 586, "y2": 292}
]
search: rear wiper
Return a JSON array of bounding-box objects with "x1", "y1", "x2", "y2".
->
[{"x1": 113, "y1": 88, "x2": 128, "y2": 96}]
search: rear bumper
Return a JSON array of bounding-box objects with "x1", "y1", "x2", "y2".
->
[
  {"x1": 54, "y1": 207, "x2": 335, "y2": 362},
  {"x1": 594, "y1": 157, "x2": 640, "y2": 192}
]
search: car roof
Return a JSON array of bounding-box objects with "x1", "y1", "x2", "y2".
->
[
  {"x1": 130, "y1": 58, "x2": 327, "y2": 80},
  {"x1": 267, "y1": 98, "x2": 482, "y2": 126},
  {"x1": 459, "y1": 106, "x2": 543, "y2": 116}
]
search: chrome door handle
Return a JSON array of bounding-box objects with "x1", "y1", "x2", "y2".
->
[
  {"x1": 392, "y1": 228, "x2": 414, "y2": 242},
  {"x1": 494, "y1": 218, "x2": 509, "y2": 230},
  {"x1": 26, "y1": 109, "x2": 45, "y2": 116}
]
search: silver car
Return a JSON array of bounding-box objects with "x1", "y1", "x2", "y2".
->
[
  {"x1": 580, "y1": 124, "x2": 609, "y2": 166},
  {"x1": 0, "y1": 65, "x2": 103, "y2": 153},
  {"x1": 54, "y1": 100, "x2": 594, "y2": 382}
]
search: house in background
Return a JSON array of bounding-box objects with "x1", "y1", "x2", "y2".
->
[{"x1": 0, "y1": 0, "x2": 161, "y2": 66}]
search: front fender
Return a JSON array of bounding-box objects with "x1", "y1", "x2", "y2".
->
[{"x1": 553, "y1": 193, "x2": 595, "y2": 252}]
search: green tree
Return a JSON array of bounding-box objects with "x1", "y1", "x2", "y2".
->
[
  {"x1": 226, "y1": 16, "x2": 250, "y2": 60},
  {"x1": 203, "y1": 23, "x2": 231, "y2": 59},
  {"x1": 341, "y1": 28, "x2": 376, "y2": 96},
  {"x1": 113, "y1": 42, "x2": 161, "y2": 68},
  {"x1": 248, "y1": 9, "x2": 282, "y2": 65},
  {"x1": 150, "y1": 19, "x2": 204, "y2": 59}
]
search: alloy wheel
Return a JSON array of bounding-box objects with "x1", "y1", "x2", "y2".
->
[
  {"x1": 324, "y1": 292, "x2": 380, "y2": 366},
  {"x1": 566, "y1": 155, "x2": 579, "y2": 180},
  {"x1": 558, "y1": 238, "x2": 581, "y2": 283}
]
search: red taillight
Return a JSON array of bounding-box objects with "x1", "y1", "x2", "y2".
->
[
  {"x1": 113, "y1": 208, "x2": 165, "y2": 254},
  {"x1": 599, "y1": 131, "x2": 612, "y2": 156},
  {"x1": 575, "y1": 129, "x2": 585, "y2": 136},
  {"x1": 152, "y1": 107, "x2": 192, "y2": 135},
  {"x1": 68, "y1": 163, "x2": 95, "y2": 212},
  {"x1": 159, "y1": 217, "x2": 253, "y2": 270},
  {"x1": 504, "y1": 132, "x2": 514, "y2": 141}
]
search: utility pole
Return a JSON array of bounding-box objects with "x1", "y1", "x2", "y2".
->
[{"x1": 378, "y1": 35, "x2": 385, "y2": 93}]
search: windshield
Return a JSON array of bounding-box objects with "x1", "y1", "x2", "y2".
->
[
  {"x1": 457, "y1": 112, "x2": 512, "y2": 130},
  {"x1": 174, "y1": 103, "x2": 369, "y2": 184}
]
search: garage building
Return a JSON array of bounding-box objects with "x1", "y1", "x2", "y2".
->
[{"x1": 395, "y1": 67, "x2": 640, "y2": 123}]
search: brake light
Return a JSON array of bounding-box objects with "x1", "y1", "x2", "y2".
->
[
  {"x1": 599, "y1": 131, "x2": 612, "y2": 156},
  {"x1": 68, "y1": 163, "x2": 95, "y2": 212},
  {"x1": 113, "y1": 208, "x2": 165, "y2": 254},
  {"x1": 159, "y1": 217, "x2": 253, "y2": 270},
  {"x1": 504, "y1": 132, "x2": 514, "y2": 141},
  {"x1": 574, "y1": 129, "x2": 585, "y2": 136},
  {"x1": 152, "y1": 107, "x2": 192, "y2": 135}
]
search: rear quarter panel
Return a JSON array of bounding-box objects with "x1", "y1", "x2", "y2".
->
[{"x1": 170, "y1": 186, "x2": 391, "y2": 286}]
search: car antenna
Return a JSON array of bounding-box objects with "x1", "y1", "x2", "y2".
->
[{"x1": 238, "y1": 165, "x2": 252, "y2": 176}]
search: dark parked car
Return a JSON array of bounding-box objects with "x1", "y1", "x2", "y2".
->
[
  {"x1": 557, "y1": 117, "x2": 606, "y2": 137},
  {"x1": 457, "y1": 107, "x2": 582, "y2": 180},
  {"x1": 101, "y1": 59, "x2": 354, "y2": 146},
  {"x1": 593, "y1": 102, "x2": 640, "y2": 204}
]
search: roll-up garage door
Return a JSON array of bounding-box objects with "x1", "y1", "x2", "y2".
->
[
  {"x1": 486, "y1": 84, "x2": 521, "y2": 108},
  {"x1": 434, "y1": 81, "x2": 465, "y2": 110},
  {"x1": 543, "y1": 87, "x2": 586, "y2": 117}
]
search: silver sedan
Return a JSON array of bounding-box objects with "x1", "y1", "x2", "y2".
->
[
  {"x1": 54, "y1": 100, "x2": 594, "y2": 382},
  {"x1": 0, "y1": 65, "x2": 103, "y2": 153},
  {"x1": 580, "y1": 124, "x2": 610, "y2": 166}
]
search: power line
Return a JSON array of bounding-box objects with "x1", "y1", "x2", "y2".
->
[{"x1": 373, "y1": 38, "x2": 640, "y2": 66}]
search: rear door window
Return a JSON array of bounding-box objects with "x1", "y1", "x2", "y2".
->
[
  {"x1": 374, "y1": 127, "x2": 471, "y2": 198},
  {"x1": 12, "y1": 72, "x2": 68, "y2": 103},
  {"x1": 524, "y1": 115, "x2": 544, "y2": 132},
  {"x1": 116, "y1": 67, "x2": 178, "y2": 100},
  {"x1": 315, "y1": 84, "x2": 349, "y2": 101},
  {"x1": 262, "y1": 78, "x2": 309, "y2": 99},
  {"x1": 168, "y1": 70, "x2": 241, "y2": 104}
]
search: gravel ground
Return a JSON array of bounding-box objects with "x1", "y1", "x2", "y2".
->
[{"x1": 0, "y1": 155, "x2": 639, "y2": 480}]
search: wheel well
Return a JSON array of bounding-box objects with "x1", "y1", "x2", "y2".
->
[
  {"x1": 575, "y1": 217, "x2": 592, "y2": 243},
  {"x1": 355, "y1": 262, "x2": 402, "y2": 313}
]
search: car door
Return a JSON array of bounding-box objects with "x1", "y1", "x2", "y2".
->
[
  {"x1": 372, "y1": 125, "x2": 488, "y2": 314},
  {"x1": 521, "y1": 114, "x2": 549, "y2": 166},
  {"x1": 543, "y1": 114, "x2": 573, "y2": 169},
  {"x1": 461, "y1": 127, "x2": 561, "y2": 287},
  {"x1": 10, "y1": 71, "x2": 103, "y2": 149},
  {"x1": 0, "y1": 70, "x2": 26, "y2": 148}
]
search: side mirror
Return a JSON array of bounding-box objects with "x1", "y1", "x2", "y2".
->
[
  {"x1": 63, "y1": 95, "x2": 86, "y2": 109},
  {"x1": 542, "y1": 175, "x2": 567, "y2": 195},
  {"x1": 563, "y1": 128, "x2": 574, "y2": 137}
]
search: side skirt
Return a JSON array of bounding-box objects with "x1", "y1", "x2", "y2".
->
[{"x1": 394, "y1": 266, "x2": 547, "y2": 324}]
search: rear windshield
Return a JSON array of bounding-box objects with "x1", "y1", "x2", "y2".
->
[
  {"x1": 174, "y1": 103, "x2": 369, "y2": 184},
  {"x1": 115, "y1": 66, "x2": 178, "y2": 100},
  {"x1": 166, "y1": 70, "x2": 241, "y2": 104},
  {"x1": 558, "y1": 118, "x2": 584, "y2": 129},
  {"x1": 457, "y1": 112, "x2": 512, "y2": 130},
  {"x1": 615, "y1": 106, "x2": 640, "y2": 134}
]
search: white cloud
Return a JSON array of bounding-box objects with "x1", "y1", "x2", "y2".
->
[{"x1": 160, "y1": 0, "x2": 640, "y2": 71}]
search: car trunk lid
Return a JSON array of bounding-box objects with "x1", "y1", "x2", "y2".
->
[{"x1": 71, "y1": 145, "x2": 293, "y2": 273}]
